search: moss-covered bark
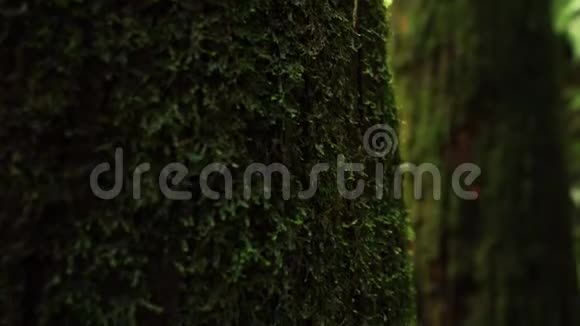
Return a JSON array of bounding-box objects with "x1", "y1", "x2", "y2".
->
[
  {"x1": 392, "y1": 0, "x2": 578, "y2": 325},
  {"x1": 0, "y1": 0, "x2": 410, "y2": 325}
]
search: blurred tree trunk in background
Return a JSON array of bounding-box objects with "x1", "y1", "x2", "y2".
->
[
  {"x1": 555, "y1": 0, "x2": 580, "y2": 285},
  {"x1": 392, "y1": 0, "x2": 578, "y2": 325}
]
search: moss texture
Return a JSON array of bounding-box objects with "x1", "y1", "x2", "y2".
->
[
  {"x1": 0, "y1": 0, "x2": 410, "y2": 325},
  {"x1": 392, "y1": 0, "x2": 578, "y2": 325}
]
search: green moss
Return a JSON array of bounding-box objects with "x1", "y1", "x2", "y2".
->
[{"x1": 0, "y1": 0, "x2": 410, "y2": 325}]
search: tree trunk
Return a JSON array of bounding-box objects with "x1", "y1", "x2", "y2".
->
[
  {"x1": 392, "y1": 0, "x2": 578, "y2": 325},
  {"x1": 0, "y1": 1, "x2": 410, "y2": 325}
]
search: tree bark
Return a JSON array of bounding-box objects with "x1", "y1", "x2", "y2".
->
[
  {"x1": 392, "y1": 0, "x2": 579, "y2": 325},
  {"x1": 0, "y1": 1, "x2": 411, "y2": 325}
]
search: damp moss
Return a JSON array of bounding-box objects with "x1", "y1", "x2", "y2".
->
[{"x1": 0, "y1": 0, "x2": 411, "y2": 325}]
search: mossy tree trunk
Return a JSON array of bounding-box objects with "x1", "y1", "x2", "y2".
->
[
  {"x1": 1, "y1": 1, "x2": 410, "y2": 325},
  {"x1": 392, "y1": 0, "x2": 578, "y2": 325}
]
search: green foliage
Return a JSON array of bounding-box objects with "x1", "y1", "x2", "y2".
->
[
  {"x1": 0, "y1": 0, "x2": 410, "y2": 325},
  {"x1": 555, "y1": 0, "x2": 580, "y2": 58}
]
